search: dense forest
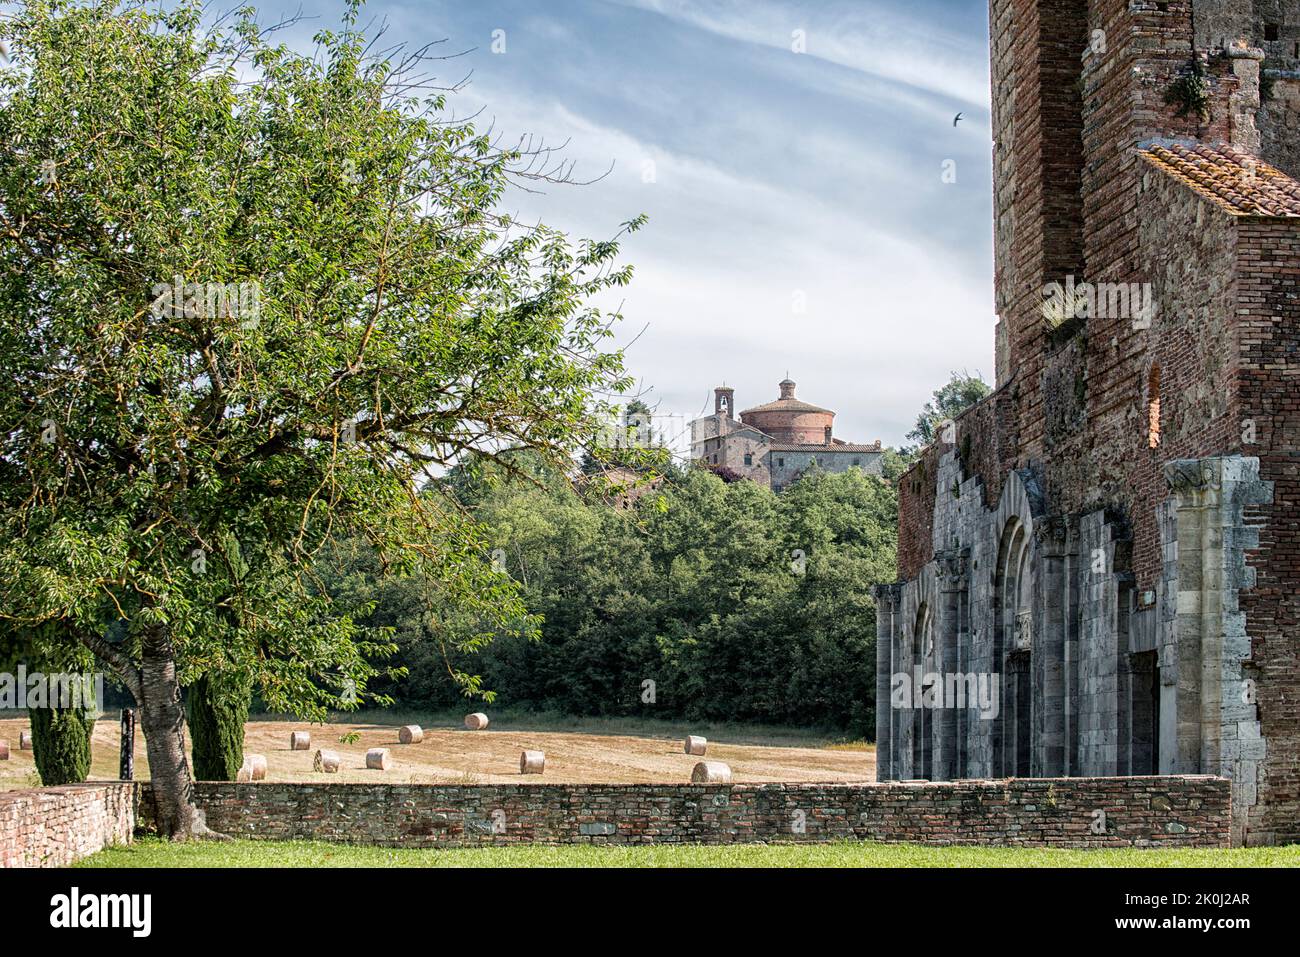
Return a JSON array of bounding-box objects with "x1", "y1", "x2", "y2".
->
[{"x1": 319, "y1": 456, "x2": 899, "y2": 737}]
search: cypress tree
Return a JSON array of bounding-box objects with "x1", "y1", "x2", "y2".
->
[
  {"x1": 188, "y1": 671, "x2": 250, "y2": 781},
  {"x1": 30, "y1": 704, "x2": 95, "y2": 786}
]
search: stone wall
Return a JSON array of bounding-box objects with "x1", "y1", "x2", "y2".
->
[
  {"x1": 135, "y1": 777, "x2": 1232, "y2": 849},
  {"x1": 767, "y1": 447, "x2": 884, "y2": 491},
  {"x1": 0, "y1": 783, "x2": 135, "y2": 868}
]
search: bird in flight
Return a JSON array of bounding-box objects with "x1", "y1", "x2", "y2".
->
[{"x1": 953, "y1": 112, "x2": 964, "y2": 127}]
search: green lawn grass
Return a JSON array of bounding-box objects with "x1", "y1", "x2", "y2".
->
[{"x1": 76, "y1": 838, "x2": 1300, "y2": 868}]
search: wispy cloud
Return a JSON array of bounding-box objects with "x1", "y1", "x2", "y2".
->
[
  {"x1": 606, "y1": 0, "x2": 991, "y2": 108},
  {"x1": 249, "y1": 0, "x2": 996, "y2": 446}
]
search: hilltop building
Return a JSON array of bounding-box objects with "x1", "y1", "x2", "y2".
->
[{"x1": 690, "y1": 379, "x2": 883, "y2": 491}]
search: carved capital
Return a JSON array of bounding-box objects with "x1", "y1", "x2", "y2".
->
[
  {"x1": 935, "y1": 547, "x2": 968, "y2": 585},
  {"x1": 1164, "y1": 458, "x2": 1222, "y2": 498}
]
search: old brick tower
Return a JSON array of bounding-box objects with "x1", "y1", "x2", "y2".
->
[{"x1": 876, "y1": 0, "x2": 1300, "y2": 846}]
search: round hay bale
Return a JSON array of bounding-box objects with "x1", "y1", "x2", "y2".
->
[
  {"x1": 313, "y1": 749, "x2": 341, "y2": 773},
  {"x1": 398, "y1": 724, "x2": 423, "y2": 744},
  {"x1": 245, "y1": 754, "x2": 268, "y2": 781},
  {"x1": 684, "y1": 734, "x2": 707, "y2": 756},
  {"x1": 463, "y1": 712, "x2": 489, "y2": 730},
  {"x1": 366, "y1": 748, "x2": 391, "y2": 771},
  {"x1": 290, "y1": 731, "x2": 311, "y2": 751},
  {"x1": 691, "y1": 760, "x2": 732, "y2": 784},
  {"x1": 519, "y1": 750, "x2": 545, "y2": 774},
  {"x1": 18, "y1": 731, "x2": 32, "y2": 750},
  {"x1": 0, "y1": 739, "x2": 9, "y2": 761}
]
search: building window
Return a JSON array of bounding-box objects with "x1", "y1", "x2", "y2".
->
[
  {"x1": 744, "y1": 453, "x2": 753, "y2": 465},
  {"x1": 777, "y1": 457, "x2": 784, "y2": 467},
  {"x1": 1265, "y1": 22, "x2": 1280, "y2": 41},
  {"x1": 853, "y1": 457, "x2": 860, "y2": 466},
  {"x1": 1147, "y1": 365, "x2": 1161, "y2": 449}
]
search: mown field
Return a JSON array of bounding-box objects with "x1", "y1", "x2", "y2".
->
[
  {"x1": 78, "y1": 838, "x2": 1300, "y2": 868},
  {"x1": 0, "y1": 711, "x2": 874, "y2": 789}
]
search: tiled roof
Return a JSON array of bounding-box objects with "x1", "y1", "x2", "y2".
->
[
  {"x1": 1140, "y1": 142, "x2": 1300, "y2": 218},
  {"x1": 740, "y1": 398, "x2": 834, "y2": 415},
  {"x1": 769, "y1": 442, "x2": 882, "y2": 453}
]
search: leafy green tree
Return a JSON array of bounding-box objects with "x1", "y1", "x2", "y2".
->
[
  {"x1": 879, "y1": 447, "x2": 915, "y2": 483},
  {"x1": 352, "y1": 458, "x2": 896, "y2": 738},
  {"x1": 0, "y1": 1, "x2": 638, "y2": 837},
  {"x1": 905, "y1": 370, "x2": 991, "y2": 449}
]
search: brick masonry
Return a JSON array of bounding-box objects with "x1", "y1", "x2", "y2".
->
[
  {"x1": 0, "y1": 783, "x2": 135, "y2": 868},
  {"x1": 133, "y1": 777, "x2": 1230, "y2": 850},
  {"x1": 886, "y1": 0, "x2": 1300, "y2": 846}
]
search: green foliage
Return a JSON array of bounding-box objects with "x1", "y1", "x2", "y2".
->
[
  {"x1": 904, "y1": 370, "x2": 991, "y2": 450},
  {"x1": 321, "y1": 459, "x2": 897, "y2": 736},
  {"x1": 1165, "y1": 57, "x2": 1211, "y2": 122},
  {"x1": 2, "y1": 627, "x2": 95, "y2": 785},
  {"x1": 30, "y1": 705, "x2": 95, "y2": 786},
  {"x1": 879, "y1": 448, "x2": 916, "y2": 483},
  {"x1": 187, "y1": 671, "x2": 250, "y2": 781},
  {"x1": 0, "y1": 1, "x2": 639, "y2": 725}
]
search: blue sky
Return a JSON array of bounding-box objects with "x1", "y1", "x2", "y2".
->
[{"x1": 263, "y1": 0, "x2": 995, "y2": 447}]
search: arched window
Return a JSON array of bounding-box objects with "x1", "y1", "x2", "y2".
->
[{"x1": 994, "y1": 517, "x2": 1033, "y2": 776}]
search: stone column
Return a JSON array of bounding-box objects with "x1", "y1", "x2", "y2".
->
[
  {"x1": 873, "y1": 584, "x2": 902, "y2": 782},
  {"x1": 1076, "y1": 510, "x2": 1130, "y2": 776},
  {"x1": 934, "y1": 549, "x2": 967, "y2": 781},
  {"x1": 1162, "y1": 456, "x2": 1272, "y2": 844},
  {"x1": 1033, "y1": 517, "x2": 1072, "y2": 777}
]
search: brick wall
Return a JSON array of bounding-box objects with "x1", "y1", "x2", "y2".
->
[
  {"x1": 1235, "y1": 217, "x2": 1300, "y2": 845},
  {"x1": 139, "y1": 776, "x2": 1231, "y2": 849},
  {"x1": 0, "y1": 783, "x2": 135, "y2": 868}
]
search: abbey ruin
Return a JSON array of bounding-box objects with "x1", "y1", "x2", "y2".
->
[{"x1": 875, "y1": 0, "x2": 1300, "y2": 846}]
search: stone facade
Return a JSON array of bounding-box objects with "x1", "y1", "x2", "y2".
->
[
  {"x1": 135, "y1": 777, "x2": 1230, "y2": 849},
  {"x1": 879, "y1": 0, "x2": 1300, "y2": 847},
  {"x1": 0, "y1": 783, "x2": 135, "y2": 867},
  {"x1": 691, "y1": 380, "x2": 884, "y2": 490}
]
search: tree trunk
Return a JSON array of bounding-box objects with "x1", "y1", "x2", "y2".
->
[
  {"x1": 76, "y1": 621, "x2": 227, "y2": 841},
  {"x1": 137, "y1": 623, "x2": 225, "y2": 841}
]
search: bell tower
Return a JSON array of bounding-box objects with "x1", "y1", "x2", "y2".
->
[{"x1": 714, "y1": 386, "x2": 735, "y2": 419}]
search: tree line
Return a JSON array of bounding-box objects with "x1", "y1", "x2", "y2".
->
[{"x1": 320, "y1": 456, "x2": 898, "y2": 737}]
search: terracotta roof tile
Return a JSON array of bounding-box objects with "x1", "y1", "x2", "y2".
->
[
  {"x1": 1140, "y1": 142, "x2": 1300, "y2": 218},
  {"x1": 740, "y1": 398, "x2": 834, "y2": 416},
  {"x1": 769, "y1": 441, "x2": 882, "y2": 453}
]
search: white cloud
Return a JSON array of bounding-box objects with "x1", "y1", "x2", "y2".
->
[
  {"x1": 451, "y1": 81, "x2": 991, "y2": 446},
  {"x1": 607, "y1": 0, "x2": 991, "y2": 109}
]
